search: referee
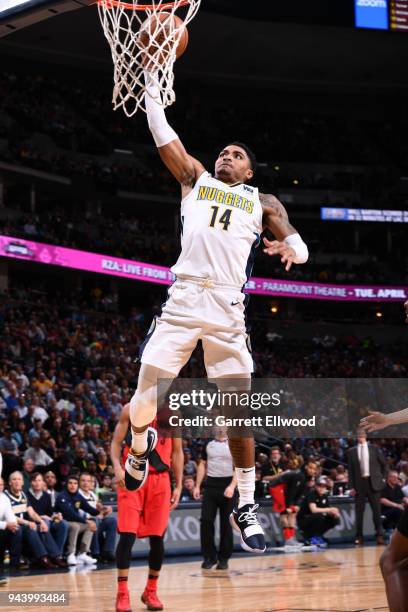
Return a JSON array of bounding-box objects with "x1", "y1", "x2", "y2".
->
[{"x1": 193, "y1": 428, "x2": 236, "y2": 570}]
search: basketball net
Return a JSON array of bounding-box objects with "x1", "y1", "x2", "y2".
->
[{"x1": 97, "y1": 0, "x2": 201, "y2": 117}]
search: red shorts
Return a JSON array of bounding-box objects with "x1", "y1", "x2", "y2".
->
[
  {"x1": 117, "y1": 472, "x2": 171, "y2": 537},
  {"x1": 270, "y1": 483, "x2": 287, "y2": 514}
]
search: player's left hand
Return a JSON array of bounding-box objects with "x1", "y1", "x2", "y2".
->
[
  {"x1": 359, "y1": 411, "x2": 389, "y2": 433},
  {"x1": 170, "y1": 486, "x2": 182, "y2": 511},
  {"x1": 263, "y1": 238, "x2": 296, "y2": 271}
]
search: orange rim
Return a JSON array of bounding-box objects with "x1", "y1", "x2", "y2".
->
[{"x1": 98, "y1": 0, "x2": 190, "y2": 9}]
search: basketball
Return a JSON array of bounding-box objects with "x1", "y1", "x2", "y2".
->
[{"x1": 138, "y1": 12, "x2": 189, "y2": 67}]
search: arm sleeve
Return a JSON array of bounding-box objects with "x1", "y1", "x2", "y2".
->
[{"x1": 144, "y1": 71, "x2": 178, "y2": 148}]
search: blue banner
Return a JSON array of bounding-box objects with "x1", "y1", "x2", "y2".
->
[{"x1": 355, "y1": 0, "x2": 389, "y2": 29}]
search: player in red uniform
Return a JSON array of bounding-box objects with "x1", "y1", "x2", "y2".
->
[{"x1": 111, "y1": 404, "x2": 183, "y2": 612}]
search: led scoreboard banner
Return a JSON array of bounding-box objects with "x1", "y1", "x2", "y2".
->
[
  {"x1": 389, "y1": 0, "x2": 408, "y2": 30},
  {"x1": 355, "y1": 0, "x2": 408, "y2": 31},
  {"x1": 321, "y1": 208, "x2": 408, "y2": 222}
]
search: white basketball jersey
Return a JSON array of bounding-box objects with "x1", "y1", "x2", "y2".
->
[{"x1": 171, "y1": 172, "x2": 263, "y2": 287}]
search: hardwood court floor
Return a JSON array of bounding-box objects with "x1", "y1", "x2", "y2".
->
[{"x1": 1, "y1": 546, "x2": 389, "y2": 612}]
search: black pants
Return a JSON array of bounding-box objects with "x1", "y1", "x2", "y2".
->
[
  {"x1": 355, "y1": 479, "x2": 383, "y2": 537},
  {"x1": 298, "y1": 514, "x2": 339, "y2": 539},
  {"x1": 0, "y1": 529, "x2": 18, "y2": 567},
  {"x1": 382, "y1": 507, "x2": 404, "y2": 531},
  {"x1": 200, "y1": 477, "x2": 234, "y2": 562}
]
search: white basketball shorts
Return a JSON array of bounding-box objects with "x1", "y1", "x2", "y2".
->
[{"x1": 140, "y1": 277, "x2": 254, "y2": 378}]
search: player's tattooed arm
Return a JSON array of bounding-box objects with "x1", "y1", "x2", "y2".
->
[
  {"x1": 260, "y1": 193, "x2": 297, "y2": 240},
  {"x1": 260, "y1": 193, "x2": 308, "y2": 271}
]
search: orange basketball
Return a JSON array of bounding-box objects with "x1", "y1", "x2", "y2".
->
[{"x1": 138, "y1": 12, "x2": 189, "y2": 67}]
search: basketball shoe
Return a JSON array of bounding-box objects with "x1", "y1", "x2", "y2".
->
[
  {"x1": 125, "y1": 427, "x2": 157, "y2": 491},
  {"x1": 141, "y1": 589, "x2": 163, "y2": 611},
  {"x1": 116, "y1": 589, "x2": 132, "y2": 612},
  {"x1": 230, "y1": 503, "x2": 266, "y2": 553}
]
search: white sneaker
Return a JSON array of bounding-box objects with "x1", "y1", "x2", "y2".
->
[
  {"x1": 76, "y1": 553, "x2": 97, "y2": 565},
  {"x1": 67, "y1": 553, "x2": 77, "y2": 565}
]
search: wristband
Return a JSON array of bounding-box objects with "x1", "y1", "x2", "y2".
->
[{"x1": 284, "y1": 233, "x2": 309, "y2": 264}]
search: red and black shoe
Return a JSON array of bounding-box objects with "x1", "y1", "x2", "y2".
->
[
  {"x1": 116, "y1": 589, "x2": 132, "y2": 612},
  {"x1": 141, "y1": 589, "x2": 163, "y2": 611}
]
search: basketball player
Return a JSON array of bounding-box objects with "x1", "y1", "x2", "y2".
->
[
  {"x1": 358, "y1": 300, "x2": 408, "y2": 612},
  {"x1": 111, "y1": 403, "x2": 183, "y2": 612},
  {"x1": 125, "y1": 69, "x2": 309, "y2": 554}
]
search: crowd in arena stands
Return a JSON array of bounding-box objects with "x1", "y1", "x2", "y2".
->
[
  {"x1": 2, "y1": 70, "x2": 407, "y2": 167},
  {"x1": 0, "y1": 283, "x2": 407, "y2": 567},
  {"x1": 0, "y1": 70, "x2": 407, "y2": 203}
]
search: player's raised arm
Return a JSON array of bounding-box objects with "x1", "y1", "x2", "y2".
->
[
  {"x1": 144, "y1": 71, "x2": 205, "y2": 190},
  {"x1": 260, "y1": 193, "x2": 309, "y2": 271}
]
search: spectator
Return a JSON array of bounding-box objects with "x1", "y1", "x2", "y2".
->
[
  {"x1": 32, "y1": 373, "x2": 53, "y2": 397},
  {"x1": 78, "y1": 472, "x2": 117, "y2": 562},
  {"x1": 44, "y1": 470, "x2": 59, "y2": 509},
  {"x1": 5, "y1": 471, "x2": 61, "y2": 568},
  {"x1": 261, "y1": 446, "x2": 284, "y2": 480},
  {"x1": 180, "y1": 476, "x2": 195, "y2": 502},
  {"x1": 22, "y1": 458, "x2": 36, "y2": 493},
  {"x1": 55, "y1": 474, "x2": 98, "y2": 566},
  {"x1": 297, "y1": 477, "x2": 340, "y2": 546},
  {"x1": 95, "y1": 450, "x2": 109, "y2": 474},
  {"x1": 0, "y1": 476, "x2": 18, "y2": 582},
  {"x1": 16, "y1": 396, "x2": 28, "y2": 419},
  {"x1": 73, "y1": 447, "x2": 89, "y2": 472},
  {"x1": 183, "y1": 450, "x2": 197, "y2": 477},
  {"x1": 380, "y1": 471, "x2": 408, "y2": 531},
  {"x1": 27, "y1": 472, "x2": 68, "y2": 564},
  {"x1": 347, "y1": 432, "x2": 386, "y2": 546},
  {"x1": 85, "y1": 405, "x2": 103, "y2": 428},
  {"x1": 96, "y1": 473, "x2": 114, "y2": 496},
  {"x1": 23, "y1": 436, "x2": 53, "y2": 468},
  {"x1": 0, "y1": 426, "x2": 20, "y2": 479}
]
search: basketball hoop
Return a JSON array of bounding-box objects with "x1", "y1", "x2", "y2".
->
[{"x1": 97, "y1": 0, "x2": 201, "y2": 117}]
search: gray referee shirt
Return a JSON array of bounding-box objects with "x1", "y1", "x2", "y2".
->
[{"x1": 203, "y1": 439, "x2": 234, "y2": 478}]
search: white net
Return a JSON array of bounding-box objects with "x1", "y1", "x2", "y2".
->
[{"x1": 97, "y1": 0, "x2": 201, "y2": 117}]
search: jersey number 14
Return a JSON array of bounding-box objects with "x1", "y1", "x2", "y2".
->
[{"x1": 209, "y1": 206, "x2": 232, "y2": 231}]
